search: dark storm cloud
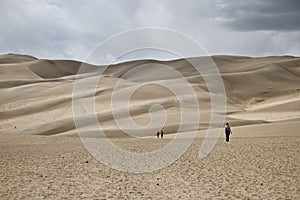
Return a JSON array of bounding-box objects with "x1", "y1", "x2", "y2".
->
[{"x1": 216, "y1": 0, "x2": 300, "y2": 31}]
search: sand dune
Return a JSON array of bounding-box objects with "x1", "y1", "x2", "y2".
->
[
  {"x1": 1, "y1": 53, "x2": 299, "y2": 199},
  {"x1": 0, "y1": 53, "x2": 299, "y2": 137}
]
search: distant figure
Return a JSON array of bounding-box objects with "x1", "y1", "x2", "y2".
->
[
  {"x1": 225, "y1": 123, "x2": 232, "y2": 142},
  {"x1": 156, "y1": 131, "x2": 160, "y2": 139},
  {"x1": 160, "y1": 130, "x2": 164, "y2": 139}
]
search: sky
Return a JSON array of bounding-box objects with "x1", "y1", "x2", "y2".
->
[{"x1": 0, "y1": 0, "x2": 300, "y2": 62}]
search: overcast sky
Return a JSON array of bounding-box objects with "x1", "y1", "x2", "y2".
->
[{"x1": 0, "y1": 0, "x2": 300, "y2": 61}]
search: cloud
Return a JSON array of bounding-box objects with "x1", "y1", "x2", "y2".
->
[
  {"x1": 0, "y1": 0, "x2": 299, "y2": 61},
  {"x1": 0, "y1": 0, "x2": 136, "y2": 60},
  {"x1": 216, "y1": 0, "x2": 300, "y2": 31}
]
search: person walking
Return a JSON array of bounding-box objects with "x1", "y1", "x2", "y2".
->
[
  {"x1": 160, "y1": 130, "x2": 164, "y2": 139},
  {"x1": 156, "y1": 131, "x2": 160, "y2": 139},
  {"x1": 225, "y1": 123, "x2": 232, "y2": 142}
]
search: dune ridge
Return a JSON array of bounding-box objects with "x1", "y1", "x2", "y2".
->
[{"x1": 0, "y1": 53, "x2": 299, "y2": 137}]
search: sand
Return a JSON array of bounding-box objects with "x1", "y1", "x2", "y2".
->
[
  {"x1": 0, "y1": 53, "x2": 299, "y2": 199},
  {"x1": 0, "y1": 134, "x2": 299, "y2": 199}
]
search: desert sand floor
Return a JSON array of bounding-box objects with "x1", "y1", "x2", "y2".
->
[
  {"x1": 1, "y1": 54, "x2": 300, "y2": 199},
  {"x1": 0, "y1": 133, "x2": 299, "y2": 199}
]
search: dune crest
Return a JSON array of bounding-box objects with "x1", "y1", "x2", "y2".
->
[{"x1": 0, "y1": 54, "x2": 299, "y2": 137}]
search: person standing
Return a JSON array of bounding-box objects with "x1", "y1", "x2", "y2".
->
[
  {"x1": 225, "y1": 123, "x2": 232, "y2": 142},
  {"x1": 156, "y1": 131, "x2": 160, "y2": 139},
  {"x1": 160, "y1": 130, "x2": 164, "y2": 139}
]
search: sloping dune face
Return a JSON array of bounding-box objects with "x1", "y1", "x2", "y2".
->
[{"x1": 0, "y1": 53, "x2": 299, "y2": 137}]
